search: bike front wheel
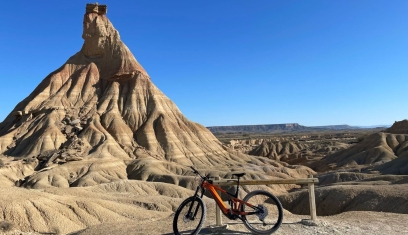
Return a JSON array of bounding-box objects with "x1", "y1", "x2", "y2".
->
[
  {"x1": 241, "y1": 190, "x2": 283, "y2": 234},
  {"x1": 173, "y1": 196, "x2": 206, "y2": 235}
]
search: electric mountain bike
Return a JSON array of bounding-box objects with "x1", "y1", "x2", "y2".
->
[{"x1": 173, "y1": 166, "x2": 283, "y2": 234}]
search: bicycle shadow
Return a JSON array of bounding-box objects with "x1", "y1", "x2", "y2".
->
[
  {"x1": 163, "y1": 229, "x2": 250, "y2": 235},
  {"x1": 163, "y1": 223, "x2": 252, "y2": 235},
  {"x1": 165, "y1": 221, "x2": 302, "y2": 234},
  {"x1": 200, "y1": 227, "x2": 252, "y2": 235}
]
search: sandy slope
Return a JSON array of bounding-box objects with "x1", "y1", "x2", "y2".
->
[
  {"x1": 2, "y1": 178, "x2": 407, "y2": 235},
  {"x1": 313, "y1": 129, "x2": 408, "y2": 173},
  {"x1": 279, "y1": 184, "x2": 408, "y2": 215},
  {"x1": 0, "y1": 180, "x2": 191, "y2": 234}
]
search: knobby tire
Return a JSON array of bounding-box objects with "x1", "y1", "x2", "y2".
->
[
  {"x1": 173, "y1": 196, "x2": 206, "y2": 235},
  {"x1": 241, "y1": 190, "x2": 283, "y2": 234}
]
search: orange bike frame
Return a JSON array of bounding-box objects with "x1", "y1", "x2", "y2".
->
[{"x1": 201, "y1": 181, "x2": 255, "y2": 217}]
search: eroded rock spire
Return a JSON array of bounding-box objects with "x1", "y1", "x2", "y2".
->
[{"x1": 0, "y1": 4, "x2": 314, "y2": 188}]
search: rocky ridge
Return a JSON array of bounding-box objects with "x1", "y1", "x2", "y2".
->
[{"x1": 310, "y1": 120, "x2": 408, "y2": 174}]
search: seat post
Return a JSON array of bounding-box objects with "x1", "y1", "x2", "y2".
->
[
  {"x1": 235, "y1": 176, "x2": 240, "y2": 198},
  {"x1": 231, "y1": 172, "x2": 245, "y2": 198}
]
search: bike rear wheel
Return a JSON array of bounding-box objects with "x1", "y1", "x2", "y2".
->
[
  {"x1": 241, "y1": 190, "x2": 283, "y2": 234},
  {"x1": 173, "y1": 196, "x2": 206, "y2": 235}
]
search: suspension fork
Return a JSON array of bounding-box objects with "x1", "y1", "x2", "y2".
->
[{"x1": 187, "y1": 185, "x2": 205, "y2": 219}]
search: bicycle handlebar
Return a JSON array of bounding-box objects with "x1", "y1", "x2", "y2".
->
[{"x1": 190, "y1": 166, "x2": 206, "y2": 179}]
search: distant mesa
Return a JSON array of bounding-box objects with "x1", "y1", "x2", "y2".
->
[
  {"x1": 310, "y1": 124, "x2": 357, "y2": 130},
  {"x1": 206, "y1": 123, "x2": 382, "y2": 133},
  {"x1": 207, "y1": 123, "x2": 308, "y2": 133}
]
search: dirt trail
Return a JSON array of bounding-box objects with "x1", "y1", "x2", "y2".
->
[{"x1": 66, "y1": 201, "x2": 408, "y2": 235}]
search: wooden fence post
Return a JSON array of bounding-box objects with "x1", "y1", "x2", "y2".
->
[
  {"x1": 215, "y1": 177, "x2": 223, "y2": 226},
  {"x1": 308, "y1": 175, "x2": 317, "y2": 221},
  {"x1": 213, "y1": 176, "x2": 319, "y2": 226}
]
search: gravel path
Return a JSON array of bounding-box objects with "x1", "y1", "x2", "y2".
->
[{"x1": 67, "y1": 201, "x2": 408, "y2": 235}]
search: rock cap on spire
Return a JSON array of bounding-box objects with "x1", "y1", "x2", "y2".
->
[{"x1": 86, "y1": 3, "x2": 107, "y2": 15}]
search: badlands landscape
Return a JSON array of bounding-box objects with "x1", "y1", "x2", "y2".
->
[{"x1": 1, "y1": 3, "x2": 408, "y2": 235}]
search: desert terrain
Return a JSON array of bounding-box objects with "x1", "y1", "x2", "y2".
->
[{"x1": 1, "y1": 3, "x2": 408, "y2": 235}]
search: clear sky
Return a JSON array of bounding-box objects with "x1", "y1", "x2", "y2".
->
[{"x1": 0, "y1": 1, "x2": 407, "y2": 127}]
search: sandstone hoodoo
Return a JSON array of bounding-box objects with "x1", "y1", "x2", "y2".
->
[
  {"x1": 0, "y1": 3, "x2": 220, "y2": 163},
  {"x1": 0, "y1": 4, "x2": 312, "y2": 189}
]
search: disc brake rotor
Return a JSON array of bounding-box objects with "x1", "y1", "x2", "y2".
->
[{"x1": 257, "y1": 204, "x2": 268, "y2": 221}]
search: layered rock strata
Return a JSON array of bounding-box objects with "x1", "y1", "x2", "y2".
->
[
  {"x1": 0, "y1": 4, "x2": 314, "y2": 188},
  {"x1": 311, "y1": 120, "x2": 408, "y2": 174}
]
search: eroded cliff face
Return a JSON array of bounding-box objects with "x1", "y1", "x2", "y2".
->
[
  {"x1": 0, "y1": 4, "x2": 314, "y2": 188},
  {"x1": 0, "y1": 6, "x2": 226, "y2": 165}
]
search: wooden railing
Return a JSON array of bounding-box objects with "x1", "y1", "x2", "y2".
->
[{"x1": 212, "y1": 175, "x2": 319, "y2": 226}]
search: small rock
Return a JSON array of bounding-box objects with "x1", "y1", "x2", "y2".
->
[
  {"x1": 66, "y1": 156, "x2": 83, "y2": 162},
  {"x1": 65, "y1": 125, "x2": 73, "y2": 134},
  {"x1": 301, "y1": 219, "x2": 319, "y2": 226},
  {"x1": 70, "y1": 119, "x2": 81, "y2": 125}
]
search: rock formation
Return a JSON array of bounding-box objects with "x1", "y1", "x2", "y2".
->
[
  {"x1": 386, "y1": 119, "x2": 408, "y2": 134},
  {"x1": 310, "y1": 120, "x2": 408, "y2": 174},
  {"x1": 0, "y1": 4, "x2": 313, "y2": 188},
  {"x1": 279, "y1": 184, "x2": 408, "y2": 216},
  {"x1": 0, "y1": 3, "x2": 224, "y2": 163},
  {"x1": 249, "y1": 140, "x2": 350, "y2": 164},
  {"x1": 0, "y1": 180, "x2": 192, "y2": 234}
]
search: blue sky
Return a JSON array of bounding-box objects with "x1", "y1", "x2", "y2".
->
[{"x1": 0, "y1": 1, "x2": 407, "y2": 126}]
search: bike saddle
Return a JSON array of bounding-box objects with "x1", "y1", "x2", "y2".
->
[{"x1": 232, "y1": 172, "x2": 246, "y2": 178}]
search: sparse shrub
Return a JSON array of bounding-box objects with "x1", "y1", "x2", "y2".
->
[
  {"x1": 0, "y1": 220, "x2": 14, "y2": 232},
  {"x1": 51, "y1": 226, "x2": 61, "y2": 235},
  {"x1": 357, "y1": 135, "x2": 366, "y2": 143},
  {"x1": 0, "y1": 159, "x2": 4, "y2": 168}
]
